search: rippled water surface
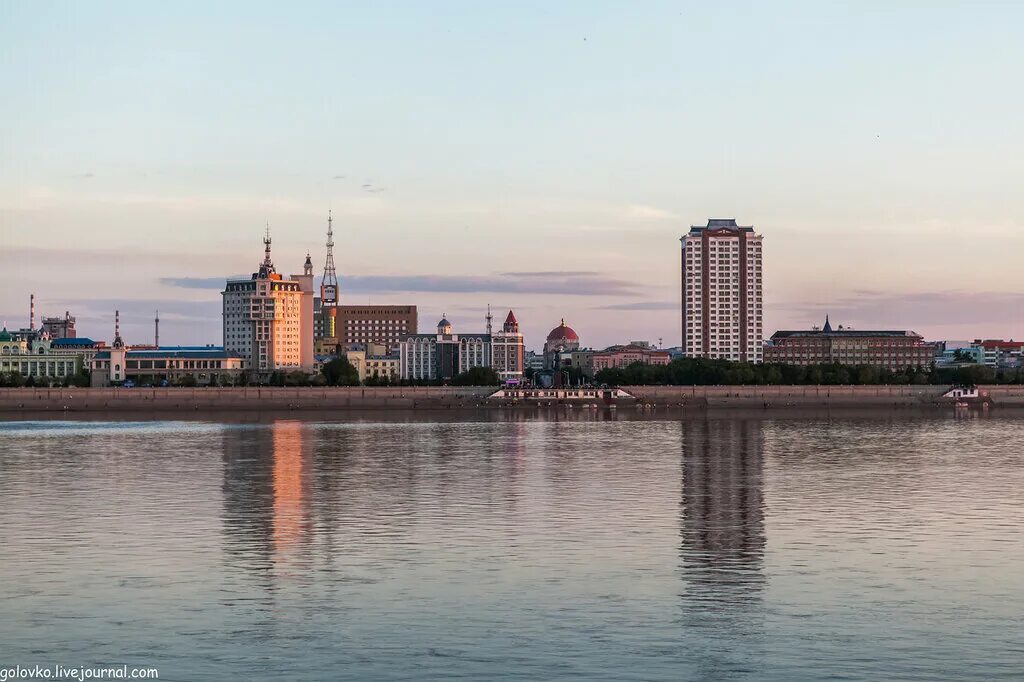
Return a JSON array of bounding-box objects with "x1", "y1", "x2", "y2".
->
[{"x1": 1, "y1": 414, "x2": 1023, "y2": 681}]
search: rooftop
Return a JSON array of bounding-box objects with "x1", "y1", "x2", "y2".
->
[
  {"x1": 94, "y1": 346, "x2": 242, "y2": 360},
  {"x1": 51, "y1": 337, "x2": 97, "y2": 347},
  {"x1": 684, "y1": 218, "x2": 756, "y2": 236},
  {"x1": 771, "y1": 330, "x2": 922, "y2": 339}
]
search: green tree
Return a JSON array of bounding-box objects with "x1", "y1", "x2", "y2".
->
[
  {"x1": 322, "y1": 357, "x2": 360, "y2": 386},
  {"x1": 284, "y1": 371, "x2": 311, "y2": 386},
  {"x1": 451, "y1": 366, "x2": 501, "y2": 386}
]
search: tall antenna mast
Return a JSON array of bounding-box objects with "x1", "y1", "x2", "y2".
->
[
  {"x1": 155, "y1": 310, "x2": 160, "y2": 347},
  {"x1": 321, "y1": 210, "x2": 339, "y2": 306},
  {"x1": 29, "y1": 293, "x2": 35, "y2": 332},
  {"x1": 486, "y1": 304, "x2": 493, "y2": 336}
]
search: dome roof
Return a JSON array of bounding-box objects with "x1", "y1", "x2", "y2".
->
[
  {"x1": 547, "y1": 319, "x2": 579, "y2": 342},
  {"x1": 438, "y1": 317, "x2": 451, "y2": 328},
  {"x1": 0, "y1": 327, "x2": 11, "y2": 342}
]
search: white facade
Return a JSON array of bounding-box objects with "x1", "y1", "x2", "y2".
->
[
  {"x1": 681, "y1": 219, "x2": 763, "y2": 362},
  {"x1": 399, "y1": 317, "x2": 491, "y2": 381},
  {"x1": 222, "y1": 236, "x2": 314, "y2": 375}
]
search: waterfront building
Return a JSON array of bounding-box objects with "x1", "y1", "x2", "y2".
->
[
  {"x1": 764, "y1": 317, "x2": 935, "y2": 369},
  {"x1": 0, "y1": 327, "x2": 82, "y2": 382},
  {"x1": 590, "y1": 344, "x2": 672, "y2": 373},
  {"x1": 222, "y1": 232, "x2": 314, "y2": 376},
  {"x1": 972, "y1": 339, "x2": 1024, "y2": 368},
  {"x1": 490, "y1": 309, "x2": 525, "y2": 382},
  {"x1": 337, "y1": 305, "x2": 418, "y2": 350},
  {"x1": 933, "y1": 340, "x2": 983, "y2": 367},
  {"x1": 681, "y1": 218, "x2": 764, "y2": 362},
  {"x1": 399, "y1": 315, "x2": 490, "y2": 382},
  {"x1": 91, "y1": 346, "x2": 246, "y2": 386},
  {"x1": 544, "y1": 319, "x2": 580, "y2": 369},
  {"x1": 345, "y1": 344, "x2": 401, "y2": 383}
]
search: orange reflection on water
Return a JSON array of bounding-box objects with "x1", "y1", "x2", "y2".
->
[{"x1": 272, "y1": 420, "x2": 307, "y2": 553}]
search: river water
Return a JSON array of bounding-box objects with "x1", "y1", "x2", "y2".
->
[{"x1": 1, "y1": 413, "x2": 1022, "y2": 681}]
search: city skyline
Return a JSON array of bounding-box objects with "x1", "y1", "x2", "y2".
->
[{"x1": 3, "y1": 2, "x2": 1024, "y2": 346}]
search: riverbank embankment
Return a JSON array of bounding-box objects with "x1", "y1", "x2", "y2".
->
[
  {"x1": 2, "y1": 384, "x2": 1024, "y2": 413},
  {"x1": 625, "y1": 384, "x2": 1024, "y2": 408}
]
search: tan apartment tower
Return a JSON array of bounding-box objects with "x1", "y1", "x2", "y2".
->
[
  {"x1": 681, "y1": 219, "x2": 764, "y2": 362},
  {"x1": 222, "y1": 231, "x2": 314, "y2": 375}
]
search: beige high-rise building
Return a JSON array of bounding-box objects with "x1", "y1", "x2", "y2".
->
[
  {"x1": 681, "y1": 219, "x2": 764, "y2": 362},
  {"x1": 222, "y1": 234, "x2": 314, "y2": 375}
]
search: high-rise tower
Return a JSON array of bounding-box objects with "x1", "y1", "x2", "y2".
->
[
  {"x1": 680, "y1": 219, "x2": 764, "y2": 362},
  {"x1": 320, "y1": 211, "x2": 339, "y2": 339}
]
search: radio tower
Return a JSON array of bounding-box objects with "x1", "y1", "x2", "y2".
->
[{"x1": 320, "y1": 211, "x2": 340, "y2": 338}]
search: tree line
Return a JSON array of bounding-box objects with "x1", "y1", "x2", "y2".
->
[{"x1": 594, "y1": 357, "x2": 1024, "y2": 386}]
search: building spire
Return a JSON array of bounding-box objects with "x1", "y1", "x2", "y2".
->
[
  {"x1": 321, "y1": 210, "x2": 339, "y2": 306},
  {"x1": 486, "y1": 304, "x2": 493, "y2": 336},
  {"x1": 113, "y1": 310, "x2": 125, "y2": 349},
  {"x1": 823, "y1": 314, "x2": 833, "y2": 333},
  {"x1": 257, "y1": 225, "x2": 276, "y2": 278},
  {"x1": 155, "y1": 310, "x2": 160, "y2": 347}
]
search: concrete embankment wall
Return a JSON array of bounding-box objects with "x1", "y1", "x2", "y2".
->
[
  {"x1": 3, "y1": 385, "x2": 1024, "y2": 413},
  {"x1": 623, "y1": 384, "x2": 1024, "y2": 408},
  {"x1": 0, "y1": 386, "x2": 496, "y2": 413}
]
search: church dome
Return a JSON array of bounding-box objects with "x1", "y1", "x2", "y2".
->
[
  {"x1": 0, "y1": 327, "x2": 11, "y2": 342},
  {"x1": 547, "y1": 319, "x2": 579, "y2": 342}
]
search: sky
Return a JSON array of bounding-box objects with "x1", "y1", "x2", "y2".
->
[{"x1": 2, "y1": 1, "x2": 1023, "y2": 350}]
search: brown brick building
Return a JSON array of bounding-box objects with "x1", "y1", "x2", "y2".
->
[
  {"x1": 336, "y1": 305, "x2": 417, "y2": 351},
  {"x1": 765, "y1": 317, "x2": 935, "y2": 370}
]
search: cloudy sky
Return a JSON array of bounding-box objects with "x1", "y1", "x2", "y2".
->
[{"x1": 2, "y1": 1, "x2": 1023, "y2": 349}]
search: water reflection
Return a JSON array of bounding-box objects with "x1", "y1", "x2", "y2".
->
[{"x1": 679, "y1": 418, "x2": 766, "y2": 672}]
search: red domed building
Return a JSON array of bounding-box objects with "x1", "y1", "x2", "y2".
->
[
  {"x1": 543, "y1": 318, "x2": 582, "y2": 374},
  {"x1": 544, "y1": 319, "x2": 580, "y2": 354}
]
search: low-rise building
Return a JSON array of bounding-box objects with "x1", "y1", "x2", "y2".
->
[
  {"x1": 764, "y1": 317, "x2": 935, "y2": 370},
  {"x1": 91, "y1": 346, "x2": 246, "y2": 386},
  {"x1": 343, "y1": 343, "x2": 400, "y2": 383},
  {"x1": 972, "y1": 339, "x2": 1024, "y2": 368},
  {"x1": 0, "y1": 327, "x2": 83, "y2": 382},
  {"x1": 591, "y1": 344, "x2": 672, "y2": 373}
]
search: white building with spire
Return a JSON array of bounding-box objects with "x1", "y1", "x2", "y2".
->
[
  {"x1": 222, "y1": 231, "x2": 315, "y2": 376},
  {"x1": 399, "y1": 314, "x2": 491, "y2": 382}
]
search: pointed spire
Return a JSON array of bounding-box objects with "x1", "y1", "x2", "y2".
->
[
  {"x1": 503, "y1": 309, "x2": 518, "y2": 333},
  {"x1": 321, "y1": 210, "x2": 339, "y2": 305},
  {"x1": 257, "y1": 225, "x2": 276, "y2": 278},
  {"x1": 113, "y1": 310, "x2": 125, "y2": 349},
  {"x1": 822, "y1": 315, "x2": 833, "y2": 334}
]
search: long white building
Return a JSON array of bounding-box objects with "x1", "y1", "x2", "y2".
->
[
  {"x1": 399, "y1": 316, "x2": 490, "y2": 382},
  {"x1": 222, "y1": 233, "x2": 314, "y2": 375},
  {"x1": 680, "y1": 219, "x2": 764, "y2": 362}
]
